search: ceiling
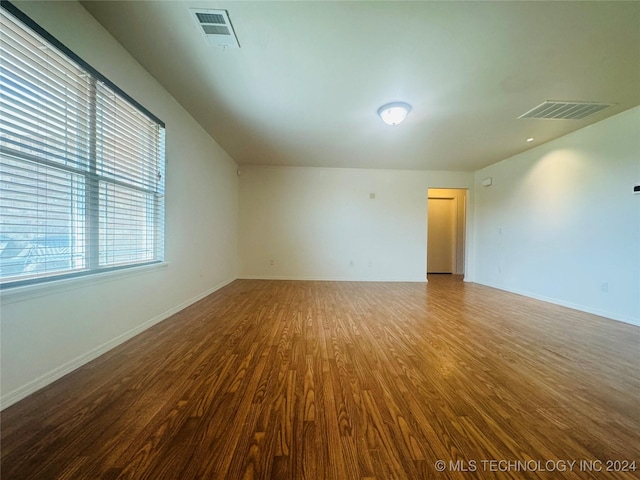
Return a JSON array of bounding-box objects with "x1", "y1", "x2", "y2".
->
[{"x1": 80, "y1": 1, "x2": 640, "y2": 171}]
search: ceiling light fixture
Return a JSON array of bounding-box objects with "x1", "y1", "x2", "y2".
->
[
  {"x1": 526, "y1": 137, "x2": 534, "y2": 142},
  {"x1": 377, "y1": 102, "x2": 412, "y2": 126}
]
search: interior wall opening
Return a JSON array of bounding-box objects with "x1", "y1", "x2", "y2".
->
[{"x1": 427, "y1": 188, "x2": 467, "y2": 278}]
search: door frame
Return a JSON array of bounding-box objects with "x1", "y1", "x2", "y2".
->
[{"x1": 427, "y1": 188, "x2": 468, "y2": 277}]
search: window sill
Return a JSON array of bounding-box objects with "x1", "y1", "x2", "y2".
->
[{"x1": 0, "y1": 262, "x2": 169, "y2": 306}]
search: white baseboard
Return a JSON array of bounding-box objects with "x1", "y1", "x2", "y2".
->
[
  {"x1": 475, "y1": 280, "x2": 639, "y2": 327},
  {"x1": 0, "y1": 276, "x2": 237, "y2": 410},
  {"x1": 237, "y1": 275, "x2": 427, "y2": 283}
]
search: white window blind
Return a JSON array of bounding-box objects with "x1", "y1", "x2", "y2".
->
[{"x1": 0, "y1": 4, "x2": 165, "y2": 288}]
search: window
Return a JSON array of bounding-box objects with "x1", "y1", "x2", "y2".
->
[{"x1": 0, "y1": 3, "x2": 165, "y2": 288}]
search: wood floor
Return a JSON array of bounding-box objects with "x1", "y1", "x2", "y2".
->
[{"x1": 1, "y1": 277, "x2": 639, "y2": 479}]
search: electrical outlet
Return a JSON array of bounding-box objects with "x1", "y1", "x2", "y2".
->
[
  {"x1": 601, "y1": 282, "x2": 609, "y2": 292},
  {"x1": 270, "y1": 259, "x2": 275, "y2": 266},
  {"x1": 349, "y1": 260, "x2": 354, "y2": 267}
]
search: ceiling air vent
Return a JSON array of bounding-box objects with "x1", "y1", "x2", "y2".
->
[
  {"x1": 518, "y1": 101, "x2": 612, "y2": 120},
  {"x1": 190, "y1": 9, "x2": 240, "y2": 48}
]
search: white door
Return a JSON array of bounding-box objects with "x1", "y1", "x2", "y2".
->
[{"x1": 427, "y1": 197, "x2": 457, "y2": 273}]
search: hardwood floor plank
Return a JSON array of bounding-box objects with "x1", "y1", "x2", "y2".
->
[{"x1": 2, "y1": 277, "x2": 638, "y2": 479}]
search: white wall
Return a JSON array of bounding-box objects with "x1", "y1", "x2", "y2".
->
[
  {"x1": 474, "y1": 107, "x2": 640, "y2": 325},
  {"x1": 239, "y1": 166, "x2": 474, "y2": 281},
  {"x1": 0, "y1": 1, "x2": 239, "y2": 408}
]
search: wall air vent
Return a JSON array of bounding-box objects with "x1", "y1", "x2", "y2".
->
[
  {"x1": 190, "y1": 9, "x2": 240, "y2": 48},
  {"x1": 518, "y1": 101, "x2": 612, "y2": 120}
]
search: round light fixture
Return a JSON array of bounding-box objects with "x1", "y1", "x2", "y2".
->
[
  {"x1": 526, "y1": 137, "x2": 534, "y2": 142},
  {"x1": 377, "y1": 102, "x2": 412, "y2": 126}
]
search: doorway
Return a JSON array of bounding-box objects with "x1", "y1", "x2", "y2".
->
[{"x1": 427, "y1": 189, "x2": 467, "y2": 276}]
